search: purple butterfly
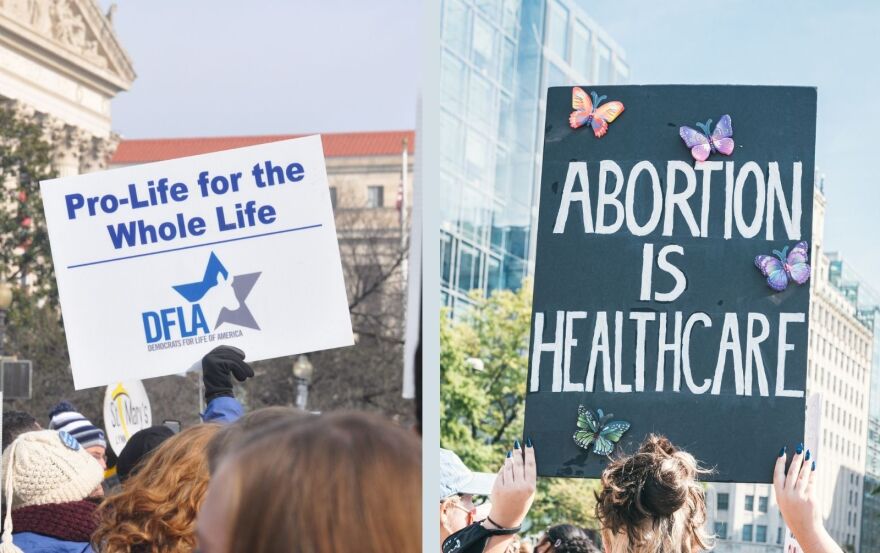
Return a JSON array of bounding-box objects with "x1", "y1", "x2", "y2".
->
[
  {"x1": 754, "y1": 241, "x2": 811, "y2": 292},
  {"x1": 679, "y1": 115, "x2": 734, "y2": 162}
]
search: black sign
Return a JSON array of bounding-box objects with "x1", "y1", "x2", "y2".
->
[{"x1": 524, "y1": 85, "x2": 816, "y2": 483}]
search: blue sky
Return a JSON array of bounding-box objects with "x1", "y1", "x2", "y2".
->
[
  {"x1": 585, "y1": 0, "x2": 880, "y2": 294},
  {"x1": 100, "y1": 1, "x2": 421, "y2": 138},
  {"x1": 101, "y1": 1, "x2": 878, "y2": 294}
]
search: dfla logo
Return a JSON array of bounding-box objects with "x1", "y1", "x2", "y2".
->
[{"x1": 142, "y1": 251, "x2": 261, "y2": 344}]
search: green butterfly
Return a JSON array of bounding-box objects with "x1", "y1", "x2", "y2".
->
[{"x1": 573, "y1": 406, "x2": 631, "y2": 456}]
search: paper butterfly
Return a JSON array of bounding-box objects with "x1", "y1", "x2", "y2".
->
[
  {"x1": 754, "y1": 241, "x2": 811, "y2": 292},
  {"x1": 679, "y1": 115, "x2": 734, "y2": 162},
  {"x1": 573, "y1": 406, "x2": 630, "y2": 456},
  {"x1": 569, "y1": 87, "x2": 624, "y2": 138}
]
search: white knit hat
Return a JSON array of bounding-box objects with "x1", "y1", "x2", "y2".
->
[
  {"x1": 0, "y1": 430, "x2": 104, "y2": 553},
  {"x1": 1, "y1": 429, "x2": 103, "y2": 508}
]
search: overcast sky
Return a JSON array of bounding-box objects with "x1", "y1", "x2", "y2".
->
[
  {"x1": 584, "y1": 0, "x2": 880, "y2": 295},
  {"x1": 100, "y1": 1, "x2": 421, "y2": 138}
]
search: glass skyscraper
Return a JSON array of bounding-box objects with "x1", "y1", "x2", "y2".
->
[{"x1": 439, "y1": 0, "x2": 628, "y2": 313}]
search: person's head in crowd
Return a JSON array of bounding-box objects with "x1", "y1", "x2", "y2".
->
[
  {"x1": 93, "y1": 423, "x2": 220, "y2": 553},
  {"x1": 48, "y1": 400, "x2": 108, "y2": 470},
  {"x1": 115, "y1": 425, "x2": 175, "y2": 482},
  {"x1": 197, "y1": 411, "x2": 421, "y2": 553},
  {"x1": 438, "y1": 448, "x2": 496, "y2": 543},
  {"x1": 0, "y1": 430, "x2": 104, "y2": 552},
  {"x1": 1, "y1": 410, "x2": 39, "y2": 450},
  {"x1": 206, "y1": 405, "x2": 311, "y2": 473},
  {"x1": 596, "y1": 434, "x2": 712, "y2": 553},
  {"x1": 534, "y1": 524, "x2": 600, "y2": 553}
]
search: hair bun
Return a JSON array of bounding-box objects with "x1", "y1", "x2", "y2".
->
[
  {"x1": 596, "y1": 435, "x2": 713, "y2": 550},
  {"x1": 596, "y1": 434, "x2": 710, "y2": 539},
  {"x1": 637, "y1": 435, "x2": 696, "y2": 517}
]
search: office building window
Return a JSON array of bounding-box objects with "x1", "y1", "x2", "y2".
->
[
  {"x1": 713, "y1": 522, "x2": 728, "y2": 539},
  {"x1": 547, "y1": 1, "x2": 569, "y2": 60},
  {"x1": 441, "y1": 233, "x2": 454, "y2": 286},
  {"x1": 743, "y1": 524, "x2": 753, "y2": 542},
  {"x1": 456, "y1": 243, "x2": 481, "y2": 292},
  {"x1": 614, "y1": 61, "x2": 629, "y2": 84},
  {"x1": 501, "y1": 38, "x2": 515, "y2": 90},
  {"x1": 758, "y1": 496, "x2": 768, "y2": 513},
  {"x1": 471, "y1": 16, "x2": 495, "y2": 73},
  {"x1": 777, "y1": 527, "x2": 783, "y2": 544},
  {"x1": 468, "y1": 73, "x2": 493, "y2": 131},
  {"x1": 442, "y1": 0, "x2": 469, "y2": 55},
  {"x1": 717, "y1": 493, "x2": 729, "y2": 510},
  {"x1": 745, "y1": 495, "x2": 754, "y2": 511},
  {"x1": 546, "y1": 62, "x2": 569, "y2": 88},
  {"x1": 329, "y1": 186, "x2": 337, "y2": 210},
  {"x1": 571, "y1": 20, "x2": 592, "y2": 79},
  {"x1": 756, "y1": 525, "x2": 767, "y2": 543},
  {"x1": 596, "y1": 41, "x2": 611, "y2": 84},
  {"x1": 441, "y1": 55, "x2": 467, "y2": 111},
  {"x1": 464, "y1": 128, "x2": 489, "y2": 181},
  {"x1": 367, "y1": 186, "x2": 384, "y2": 208}
]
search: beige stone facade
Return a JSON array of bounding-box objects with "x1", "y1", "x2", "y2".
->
[
  {"x1": 0, "y1": 0, "x2": 134, "y2": 175},
  {"x1": 327, "y1": 146, "x2": 412, "y2": 232}
]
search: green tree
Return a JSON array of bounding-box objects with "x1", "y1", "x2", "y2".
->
[
  {"x1": 0, "y1": 104, "x2": 58, "y2": 302},
  {"x1": 440, "y1": 281, "x2": 600, "y2": 529},
  {"x1": 0, "y1": 104, "x2": 207, "y2": 430}
]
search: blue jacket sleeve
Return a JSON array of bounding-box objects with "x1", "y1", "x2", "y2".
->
[{"x1": 201, "y1": 396, "x2": 244, "y2": 424}]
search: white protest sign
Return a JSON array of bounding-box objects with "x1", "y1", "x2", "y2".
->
[
  {"x1": 41, "y1": 135, "x2": 353, "y2": 389},
  {"x1": 103, "y1": 380, "x2": 152, "y2": 455}
]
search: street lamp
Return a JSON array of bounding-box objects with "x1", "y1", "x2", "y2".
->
[
  {"x1": 0, "y1": 280, "x2": 13, "y2": 358},
  {"x1": 292, "y1": 355, "x2": 314, "y2": 410}
]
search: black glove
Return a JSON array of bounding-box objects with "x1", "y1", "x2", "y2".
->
[{"x1": 202, "y1": 346, "x2": 254, "y2": 403}]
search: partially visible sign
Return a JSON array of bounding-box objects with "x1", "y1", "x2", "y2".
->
[
  {"x1": 1, "y1": 360, "x2": 32, "y2": 400},
  {"x1": 103, "y1": 380, "x2": 152, "y2": 456}
]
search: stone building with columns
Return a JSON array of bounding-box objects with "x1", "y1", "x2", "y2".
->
[{"x1": 0, "y1": 0, "x2": 134, "y2": 176}]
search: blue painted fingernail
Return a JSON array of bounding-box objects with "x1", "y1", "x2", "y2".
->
[
  {"x1": 796, "y1": 443, "x2": 803, "y2": 454},
  {"x1": 514, "y1": 439, "x2": 521, "y2": 450},
  {"x1": 805, "y1": 450, "x2": 811, "y2": 461},
  {"x1": 812, "y1": 461, "x2": 816, "y2": 471},
  {"x1": 507, "y1": 450, "x2": 512, "y2": 458},
  {"x1": 526, "y1": 437, "x2": 533, "y2": 448},
  {"x1": 778, "y1": 447, "x2": 786, "y2": 457}
]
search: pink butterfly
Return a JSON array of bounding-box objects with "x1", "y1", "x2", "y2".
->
[
  {"x1": 754, "y1": 242, "x2": 811, "y2": 292},
  {"x1": 679, "y1": 115, "x2": 734, "y2": 162},
  {"x1": 569, "y1": 87, "x2": 624, "y2": 138}
]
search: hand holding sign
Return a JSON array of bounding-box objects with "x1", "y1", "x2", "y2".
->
[
  {"x1": 202, "y1": 346, "x2": 254, "y2": 402},
  {"x1": 774, "y1": 446, "x2": 841, "y2": 553},
  {"x1": 485, "y1": 441, "x2": 536, "y2": 530}
]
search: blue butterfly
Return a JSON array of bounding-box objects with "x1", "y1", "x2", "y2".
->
[{"x1": 573, "y1": 406, "x2": 630, "y2": 456}]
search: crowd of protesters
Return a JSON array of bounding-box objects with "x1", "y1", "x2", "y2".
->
[
  {"x1": 0, "y1": 342, "x2": 847, "y2": 553},
  {"x1": 0, "y1": 345, "x2": 421, "y2": 553},
  {"x1": 440, "y1": 436, "x2": 843, "y2": 553}
]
